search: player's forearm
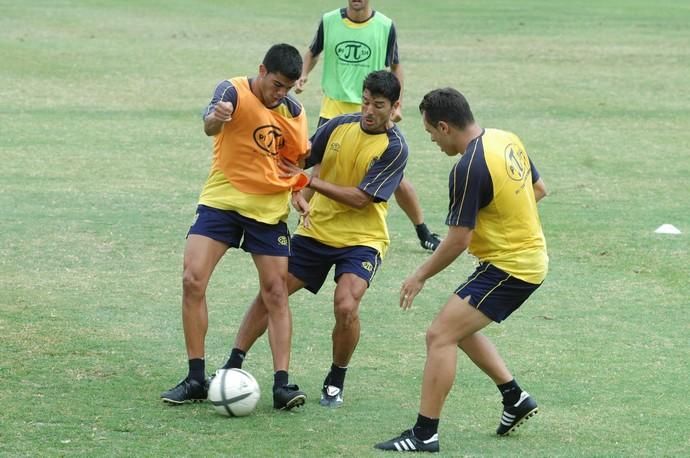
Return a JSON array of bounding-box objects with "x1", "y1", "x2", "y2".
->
[
  {"x1": 533, "y1": 178, "x2": 547, "y2": 202},
  {"x1": 301, "y1": 187, "x2": 315, "y2": 202},
  {"x1": 391, "y1": 63, "x2": 404, "y2": 103},
  {"x1": 415, "y1": 239, "x2": 466, "y2": 281},
  {"x1": 414, "y1": 227, "x2": 470, "y2": 281},
  {"x1": 307, "y1": 177, "x2": 371, "y2": 209},
  {"x1": 204, "y1": 115, "x2": 224, "y2": 136},
  {"x1": 302, "y1": 50, "x2": 319, "y2": 77}
]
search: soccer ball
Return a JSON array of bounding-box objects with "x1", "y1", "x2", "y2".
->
[{"x1": 208, "y1": 368, "x2": 261, "y2": 417}]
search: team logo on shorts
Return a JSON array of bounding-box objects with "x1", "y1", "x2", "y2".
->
[
  {"x1": 253, "y1": 125, "x2": 284, "y2": 156},
  {"x1": 277, "y1": 236, "x2": 288, "y2": 246},
  {"x1": 361, "y1": 261, "x2": 374, "y2": 272},
  {"x1": 504, "y1": 143, "x2": 529, "y2": 181},
  {"x1": 334, "y1": 41, "x2": 372, "y2": 63}
]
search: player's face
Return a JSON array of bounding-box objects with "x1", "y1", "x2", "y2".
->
[
  {"x1": 361, "y1": 89, "x2": 396, "y2": 133},
  {"x1": 258, "y1": 66, "x2": 297, "y2": 108},
  {"x1": 423, "y1": 114, "x2": 454, "y2": 156},
  {"x1": 348, "y1": 0, "x2": 369, "y2": 12}
]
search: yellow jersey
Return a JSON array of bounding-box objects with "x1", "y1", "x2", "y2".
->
[
  {"x1": 296, "y1": 114, "x2": 408, "y2": 256},
  {"x1": 447, "y1": 128, "x2": 548, "y2": 283}
]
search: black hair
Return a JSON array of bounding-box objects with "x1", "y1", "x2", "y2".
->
[
  {"x1": 362, "y1": 70, "x2": 401, "y2": 104},
  {"x1": 263, "y1": 43, "x2": 302, "y2": 81},
  {"x1": 418, "y1": 88, "x2": 474, "y2": 129}
]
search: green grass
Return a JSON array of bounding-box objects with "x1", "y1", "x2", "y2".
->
[{"x1": 2, "y1": 0, "x2": 689, "y2": 456}]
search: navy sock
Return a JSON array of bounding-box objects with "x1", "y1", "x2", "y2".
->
[
  {"x1": 273, "y1": 370, "x2": 288, "y2": 390},
  {"x1": 413, "y1": 413, "x2": 439, "y2": 441},
  {"x1": 497, "y1": 379, "x2": 522, "y2": 405},
  {"x1": 222, "y1": 348, "x2": 246, "y2": 369},
  {"x1": 187, "y1": 358, "x2": 205, "y2": 383},
  {"x1": 325, "y1": 363, "x2": 347, "y2": 389},
  {"x1": 415, "y1": 223, "x2": 431, "y2": 240}
]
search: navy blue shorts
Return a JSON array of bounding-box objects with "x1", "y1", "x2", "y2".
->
[
  {"x1": 289, "y1": 235, "x2": 381, "y2": 294},
  {"x1": 187, "y1": 205, "x2": 290, "y2": 256},
  {"x1": 455, "y1": 262, "x2": 541, "y2": 323}
]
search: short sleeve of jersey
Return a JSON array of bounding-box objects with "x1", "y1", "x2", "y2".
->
[
  {"x1": 202, "y1": 80, "x2": 238, "y2": 120},
  {"x1": 385, "y1": 23, "x2": 400, "y2": 66},
  {"x1": 305, "y1": 115, "x2": 356, "y2": 169},
  {"x1": 279, "y1": 93, "x2": 304, "y2": 118},
  {"x1": 446, "y1": 142, "x2": 493, "y2": 229},
  {"x1": 309, "y1": 19, "x2": 325, "y2": 56},
  {"x1": 359, "y1": 127, "x2": 408, "y2": 203},
  {"x1": 529, "y1": 158, "x2": 540, "y2": 183}
]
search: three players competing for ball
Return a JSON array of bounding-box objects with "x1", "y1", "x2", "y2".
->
[{"x1": 162, "y1": 1, "x2": 548, "y2": 452}]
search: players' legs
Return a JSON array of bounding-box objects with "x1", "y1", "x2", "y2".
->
[
  {"x1": 458, "y1": 331, "x2": 540, "y2": 436},
  {"x1": 374, "y1": 295, "x2": 490, "y2": 443},
  {"x1": 318, "y1": 272, "x2": 368, "y2": 408},
  {"x1": 458, "y1": 332, "x2": 512, "y2": 385},
  {"x1": 182, "y1": 234, "x2": 228, "y2": 360},
  {"x1": 161, "y1": 233, "x2": 228, "y2": 404},
  {"x1": 394, "y1": 178, "x2": 441, "y2": 251},
  {"x1": 247, "y1": 255, "x2": 307, "y2": 410},
  {"x1": 394, "y1": 178, "x2": 424, "y2": 225},
  {"x1": 331, "y1": 273, "x2": 368, "y2": 367},
  {"x1": 419, "y1": 295, "x2": 492, "y2": 419},
  {"x1": 231, "y1": 271, "x2": 306, "y2": 365},
  {"x1": 320, "y1": 245, "x2": 380, "y2": 407},
  {"x1": 249, "y1": 254, "x2": 291, "y2": 370}
]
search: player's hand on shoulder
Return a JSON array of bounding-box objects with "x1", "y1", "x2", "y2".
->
[
  {"x1": 294, "y1": 76, "x2": 308, "y2": 94},
  {"x1": 213, "y1": 101, "x2": 234, "y2": 122}
]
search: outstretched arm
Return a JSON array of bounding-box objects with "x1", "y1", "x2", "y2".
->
[
  {"x1": 278, "y1": 159, "x2": 371, "y2": 209},
  {"x1": 307, "y1": 176, "x2": 373, "y2": 209},
  {"x1": 400, "y1": 225, "x2": 472, "y2": 310}
]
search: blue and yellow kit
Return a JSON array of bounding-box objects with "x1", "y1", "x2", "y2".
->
[
  {"x1": 447, "y1": 129, "x2": 548, "y2": 284},
  {"x1": 296, "y1": 114, "x2": 408, "y2": 256}
]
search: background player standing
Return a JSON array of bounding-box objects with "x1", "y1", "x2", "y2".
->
[{"x1": 295, "y1": 0, "x2": 442, "y2": 251}]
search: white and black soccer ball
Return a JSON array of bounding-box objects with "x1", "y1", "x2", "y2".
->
[{"x1": 208, "y1": 368, "x2": 261, "y2": 417}]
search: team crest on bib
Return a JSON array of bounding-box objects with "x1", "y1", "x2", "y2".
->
[
  {"x1": 335, "y1": 41, "x2": 372, "y2": 63},
  {"x1": 253, "y1": 125, "x2": 284, "y2": 156},
  {"x1": 504, "y1": 143, "x2": 529, "y2": 181}
]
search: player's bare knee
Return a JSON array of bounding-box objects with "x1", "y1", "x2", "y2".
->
[
  {"x1": 425, "y1": 323, "x2": 450, "y2": 350},
  {"x1": 260, "y1": 280, "x2": 288, "y2": 310},
  {"x1": 334, "y1": 301, "x2": 359, "y2": 326},
  {"x1": 182, "y1": 269, "x2": 205, "y2": 298}
]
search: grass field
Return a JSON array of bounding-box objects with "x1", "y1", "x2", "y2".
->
[{"x1": 2, "y1": 0, "x2": 689, "y2": 456}]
